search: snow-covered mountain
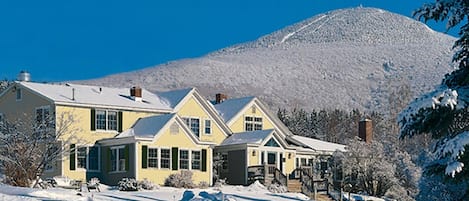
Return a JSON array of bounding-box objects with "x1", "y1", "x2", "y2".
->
[{"x1": 81, "y1": 7, "x2": 456, "y2": 112}]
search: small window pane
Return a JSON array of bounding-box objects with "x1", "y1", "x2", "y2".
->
[
  {"x1": 96, "y1": 110, "x2": 106, "y2": 130},
  {"x1": 107, "y1": 111, "x2": 118, "y2": 131},
  {"x1": 77, "y1": 147, "x2": 87, "y2": 169},
  {"x1": 148, "y1": 148, "x2": 158, "y2": 168},
  {"x1": 161, "y1": 149, "x2": 171, "y2": 169},
  {"x1": 180, "y1": 150, "x2": 189, "y2": 169},
  {"x1": 204, "y1": 120, "x2": 211, "y2": 134},
  {"x1": 192, "y1": 151, "x2": 201, "y2": 170}
]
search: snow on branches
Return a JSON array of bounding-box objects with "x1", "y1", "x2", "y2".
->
[{"x1": 432, "y1": 89, "x2": 458, "y2": 110}]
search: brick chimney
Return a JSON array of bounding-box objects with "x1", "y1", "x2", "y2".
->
[
  {"x1": 130, "y1": 86, "x2": 142, "y2": 102},
  {"x1": 358, "y1": 118, "x2": 373, "y2": 144},
  {"x1": 215, "y1": 93, "x2": 227, "y2": 104}
]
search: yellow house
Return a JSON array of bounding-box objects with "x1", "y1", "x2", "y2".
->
[
  {"x1": 0, "y1": 76, "x2": 345, "y2": 188},
  {"x1": 0, "y1": 81, "x2": 172, "y2": 184},
  {"x1": 213, "y1": 95, "x2": 346, "y2": 185},
  {"x1": 97, "y1": 113, "x2": 213, "y2": 185}
]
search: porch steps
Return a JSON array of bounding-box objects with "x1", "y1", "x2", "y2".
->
[{"x1": 287, "y1": 179, "x2": 302, "y2": 193}]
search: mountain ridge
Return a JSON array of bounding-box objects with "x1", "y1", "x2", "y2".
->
[{"x1": 80, "y1": 7, "x2": 457, "y2": 112}]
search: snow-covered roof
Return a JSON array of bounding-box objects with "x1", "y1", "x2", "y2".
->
[
  {"x1": 290, "y1": 135, "x2": 346, "y2": 152},
  {"x1": 157, "y1": 88, "x2": 193, "y2": 109},
  {"x1": 220, "y1": 129, "x2": 274, "y2": 146},
  {"x1": 18, "y1": 82, "x2": 171, "y2": 112},
  {"x1": 116, "y1": 113, "x2": 176, "y2": 139},
  {"x1": 214, "y1": 96, "x2": 255, "y2": 122}
]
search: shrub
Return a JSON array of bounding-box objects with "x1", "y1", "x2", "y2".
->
[
  {"x1": 164, "y1": 170, "x2": 194, "y2": 188},
  {"x1": 198, "y1": 181, "x2": 209, "y2": 189},
  {"x1": 118, "y1": 178, "x2": 138, "y2": 191},
  {"x1": 138, "y1": 178, "x2": 158, "y2": 190}
]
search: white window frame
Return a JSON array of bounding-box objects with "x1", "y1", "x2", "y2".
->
[
  {"x1": 179, "y1": 149, "x2": 190, "y2": 170},
  {"x1": 160, "y1": 148, "x2": 171, "y2": 169},
  {"x1": 95, "y1": 109, "x2": 119, "y2": 131},
  {"x1": 110, "y1": 146, "x2": 125, "y2": 172},
  {"x1": 204, "y1": 119, "x2": 211, "y2": 135},
  {"x1": 75, "y1": 145, "x2": 101, "y2": 172},
  {"x1": 244, "y1": 115, "x2": 263, "y2": 131},
  {"x1": 147, "y1": 147, "x2": 159, "y2": 168},
  {"x1": 183, "y1": 117, "x2": 200, "y2": 137},
  {"x1": 191, "y1": 150, "x2": 202, "y2": 170}
]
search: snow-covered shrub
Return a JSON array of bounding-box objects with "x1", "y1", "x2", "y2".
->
[
  {"x1": 118, "y1": 178, "x2": 138, "y2": 191},
  {"x1": 164, "y1": 170, "x2": 194, "y2": 188},
  {"x1": 198, "y1": 181, "x2": 209, "y2": 189},
  {"x1": 138, "y1": 178, "x2": 157, "y2": 190},
  {"x1": 267, "y1": 183, "x2": 288, "y2": 193},
  {"x1": 213, "y1": 178, "x2": 227, "y2": 188}
]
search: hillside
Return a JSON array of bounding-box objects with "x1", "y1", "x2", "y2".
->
[{"x1": 81, "y1": 7, "x2": 456, "y2": 112}]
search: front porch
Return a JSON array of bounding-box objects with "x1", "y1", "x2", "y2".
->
[{"x1": 247, "y1": 164, "x2": 332, "y2": 200}]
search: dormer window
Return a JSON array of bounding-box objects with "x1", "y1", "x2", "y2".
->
[{"x1": 183, "y1": 117, "x2": 200, "y2": 137}]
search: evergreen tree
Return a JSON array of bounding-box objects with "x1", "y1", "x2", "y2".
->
[{"x1": 399, "y1": 1, "x2": 469, "y2": 199}]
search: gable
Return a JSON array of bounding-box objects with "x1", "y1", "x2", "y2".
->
[
  {"x1": 172, "y1": 91, "x2": 230, "y2": 144},
  {"x1": 229, "y1": 102, "x2": 276, "y2": 133},
  {"x1": 0, "y1": 83, "x2": 54, "y2": 122},
  {"x1": 152, "y1": 118, "x2": 203, "y2": 148}
]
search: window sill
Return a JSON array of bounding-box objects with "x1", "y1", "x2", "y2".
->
[{"x1": 109, "y1": 171, "x2": 127, "y2": 174}]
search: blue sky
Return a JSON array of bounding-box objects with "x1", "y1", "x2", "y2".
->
[{"x1": 0, "y1": 0, "x2": 456, "y2": 82}]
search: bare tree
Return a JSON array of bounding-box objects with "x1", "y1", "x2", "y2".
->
[{"x1": 0, "y1": 111, "x2": 80, "y2": 187}]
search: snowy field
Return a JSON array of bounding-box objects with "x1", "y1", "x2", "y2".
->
[{"x1": 0, "y1": 181, "x2": 312, "y2": 201}]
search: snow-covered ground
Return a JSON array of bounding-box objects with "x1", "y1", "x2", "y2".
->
[{"x1": 0, "y1": 181, "x2": 312, "y2": 201}]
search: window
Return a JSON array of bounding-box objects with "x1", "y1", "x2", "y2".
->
[
  {"x1": 96, "y1": 110, "x2": 118, "y2": 131},
  {"x1": 184, "y1": 118, "x2": 200, "y2": 137},
  {"x1": 160, "y1": 149, "x2": 171, "y2": 169},
  {"x1": 36, "y1": 106, "x2": 52, "y2": 126},
  {"x1": 191, "y1": 151, "x2": 201, "y2": 170},
  {"x1": 148, "y1": 148, "x2": 158, "y2": 168},
  {"x1": 111, "y1": 147, "x2": 125, "y2": 172},
  {"x1": 77, "y1": 147, "x2": 87, "y2": 169},
  {"x1": 221, "y1": 153, "x2": 228, "y2": 170},
  {"x1": 204, "y1": 120, "x2": 211, "y2": 135},
  {"x1": 16, "y1": 88, "x2": 22, "y2": 100},
  {"x1": 264, "y1": 138, "x2": 280, "y2": 147},
  {"x1": 107, "y1": 111, "x2": 118, "y2": 131},
  {"x1": 245, "y1": 116, "x2": 262, "y2": 131},
  {"x1": 179, "y1": 150, "x2": 189, "y2": 169},
  {"x1": 75, "y1": 146, "x2": 100, "y2": 171}
]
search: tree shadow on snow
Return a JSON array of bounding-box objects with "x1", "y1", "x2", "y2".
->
[
  {"x1": 181, "y1": 190, "x2": 195, "y2": 201},
  {"x1": 133, "y1": 194, "x2": 167, "y2": 201}
]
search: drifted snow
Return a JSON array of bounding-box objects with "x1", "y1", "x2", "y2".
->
[{"x1": 0, "y1": 182, "x2": 310, "y2": 201}]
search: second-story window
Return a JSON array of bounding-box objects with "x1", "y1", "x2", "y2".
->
[
  {"x1": 245, "y1": 116, "x2": 262, "y2": 131},
  {"x1": 183, "y1": 117, "x2": 200, "y2": 137},
  {"x1": 204, "y1": 119, "x2": 211, "y2": 135},
  {"x1": 94, "y1": 109, "x2": 119, "y2": 131},
  {"x1": 16, "y1": 88, "x2": 22, "y2": 101}
]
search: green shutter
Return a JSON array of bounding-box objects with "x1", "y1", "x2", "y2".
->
[
  {"x1": 70, "y1": 144, "x2": 76, "y2": 171},
  {"x1": 107, "y1": 147, "x2": 112, "y2": 172},
  {"x1": 142, "y1": 145, "x2": 148, "y2": 169},
  {"x1": 172, "y1": 147, "x2": 178, "y2": 170},
  {"x1": 124, "y1": 145, "x2": 130, "y2": 172},
  {"x1": 91, "y1": 109, "x2": 96, "y2": 131},
  {"x1": 201, "y1": 149, "x2": 207, "y2": 172},
  {"x1": 118, "y1": 111, "x2": 123, "y2": 132}
]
